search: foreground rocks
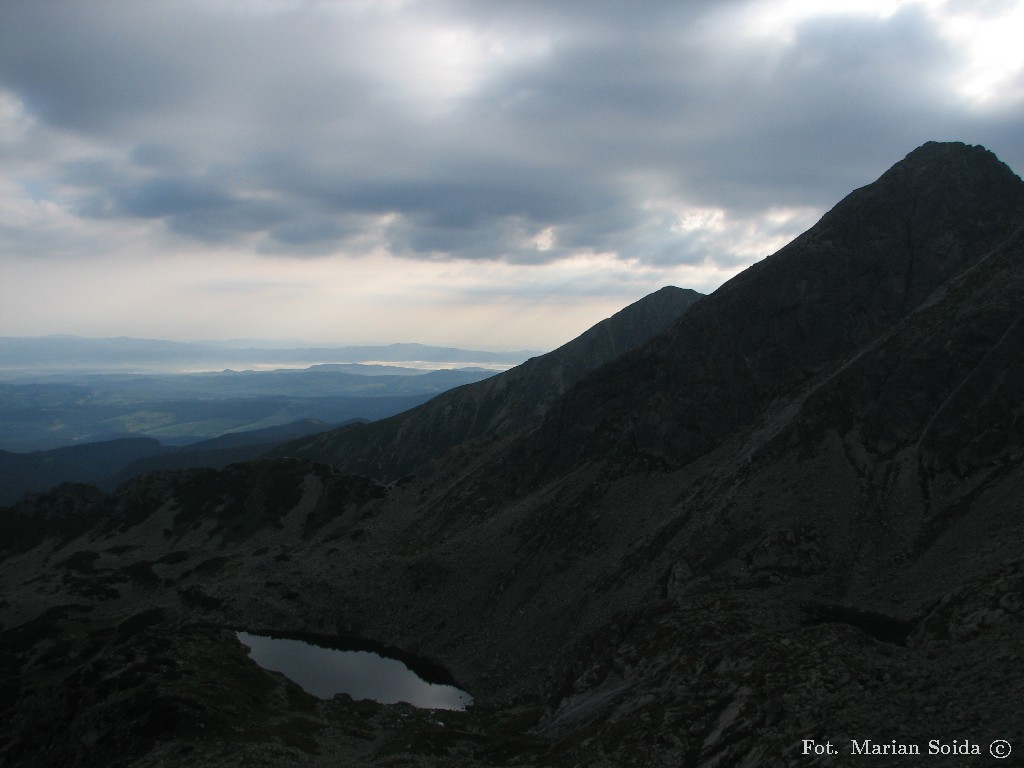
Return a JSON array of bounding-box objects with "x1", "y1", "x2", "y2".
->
[{"x1": 2, "y1": 450, "x2": 1020, "y2": 767}]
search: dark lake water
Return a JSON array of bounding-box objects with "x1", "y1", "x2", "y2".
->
[{"x1": 236, "y1": 631, "x2": 472, "y2": 710}]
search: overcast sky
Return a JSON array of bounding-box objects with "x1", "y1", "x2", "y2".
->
[{"x1": 2, "y1": 0, "x2": 1023, "y2": 349}]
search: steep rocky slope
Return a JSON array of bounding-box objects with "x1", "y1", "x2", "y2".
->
[
  {"x1": 518, "y1": 141, "x2": 1024, "y2": 479},
  {"x1": 269, "y1": 285, "x2": 702, "y2": 481},
  {"x1": 2, "y1": 142, "x2": 1023, "y2": 768}
]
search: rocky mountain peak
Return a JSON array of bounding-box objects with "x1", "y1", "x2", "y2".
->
[
  {"x1": 803, "y1": 141, "x2": 1024, "y2": 278},
  {"x1": 513, "y1": 141, "x2": 1024, "y2": 479},
  {"x1": 893, "y1": 139, "x2": 1013, "y2": 178}
]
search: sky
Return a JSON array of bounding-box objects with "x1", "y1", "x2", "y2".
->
[{"x1": 2, "y1": 0, "x2": 1023, "y2": 350}]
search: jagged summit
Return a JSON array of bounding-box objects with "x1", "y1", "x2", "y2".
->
[
  {"x1": 891, "y1": 139, "x2": 1012, "y2": 176},
  {"x1": 516, "y1": 141, "x2": 1024, "y2": 478}
]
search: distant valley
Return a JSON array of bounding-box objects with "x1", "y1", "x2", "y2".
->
[
  {"x1": 0, "y1": 343, "x2": 538, "y2": 504},
  {"x1": 0, "y1": 362, "x2": 507, "y2": 452}
]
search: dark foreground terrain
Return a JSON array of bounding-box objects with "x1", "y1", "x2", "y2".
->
[{"x1": 2, "y1": 142, "x2": 1023, "y2": 767}]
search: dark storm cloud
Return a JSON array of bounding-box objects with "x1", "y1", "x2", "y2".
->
[
  {"x1": 2, "y1": 0, "x2": 1022, "y2": 267},
  {"x1": 467, "y1": 3, "x2": 959, "y2": 207},
  {"x1": 110, "y1": 177, "x2": 233, "y2": 220},
  {"x1": 0, "y1": 3, "x2": 219, "y2": 134},
  {"x1": 674, "y1": 10, "x2": 965, "y2": 201}
]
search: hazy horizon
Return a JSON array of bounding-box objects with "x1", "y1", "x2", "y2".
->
[
  {"x1": 0, "y1": 334, "x2": 542, "y2": 379},
  {"x1": 1, "y1": 332, "x2": 544, "y2": 354}
]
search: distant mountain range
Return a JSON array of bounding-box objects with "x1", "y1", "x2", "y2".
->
[
  {"x1": 3, "y1": 142, "x2": 1023, "y2": 767},
  {"x1": 0, "y1": 337, "x2": 539, "y2": 377}
]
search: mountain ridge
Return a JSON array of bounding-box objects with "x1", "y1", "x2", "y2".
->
[
  {"x1": 269, "y1": 285, "x2": 703, "y2": 481},
  {"x1": 506, "y1": 140, "x2": 1024, "y2": 484}
]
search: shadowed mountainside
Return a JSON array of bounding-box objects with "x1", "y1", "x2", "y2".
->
[
  {"x1": 0, "y1": 420, "x2": 342, "y2": 506},
  {"x1": 514, "y1": 141, "x2": 1024, "y2": 482},
  {"x1": 2, "y1": 142, "x2": 1023, "y2": 768},
  {"x1": 270, "y1": 285, "x2": 703, "y2": 481}
]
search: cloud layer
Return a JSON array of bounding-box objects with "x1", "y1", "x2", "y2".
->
[{"x1": 1, "y1": 0, "x2": 1023, "y2": 346}]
